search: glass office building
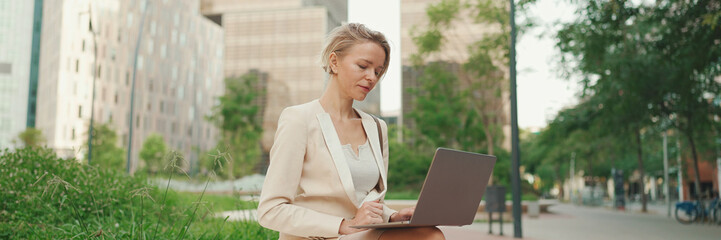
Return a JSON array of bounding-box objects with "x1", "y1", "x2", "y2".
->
[{"x1": 36, "y1": 0, "x2": 224, "y2": 172}]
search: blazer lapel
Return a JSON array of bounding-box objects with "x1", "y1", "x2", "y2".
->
[
  {"x1": 359, "y1": 113, "x2": 388, "y2": 202},
  {"x1": 316, "y1": 113, "x2": 360, "y2": 207}
]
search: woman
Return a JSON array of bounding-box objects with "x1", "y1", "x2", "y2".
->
[{"x1": 257, "y1": 23, "x2": 445, "y2": 240}]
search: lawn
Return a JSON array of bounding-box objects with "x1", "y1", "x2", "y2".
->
[{"x1": 0, "y1": 147, "x2": 277, "y2": 239}]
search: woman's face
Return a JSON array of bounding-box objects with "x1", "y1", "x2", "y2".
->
[{"x1": 331, "y1": 41, "x2": 386, "y2": 101}]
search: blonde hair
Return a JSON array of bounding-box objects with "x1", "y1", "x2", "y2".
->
[{"x1": 320, "y1": 23, "x2": 391, "y2": 78}]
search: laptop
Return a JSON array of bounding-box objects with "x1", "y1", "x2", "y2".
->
[{"x1": 352, "y1": 148, "x2": 496, "y2": 229}]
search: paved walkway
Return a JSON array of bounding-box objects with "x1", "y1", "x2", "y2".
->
[
  {"x1": 465, "y1": 202, "x2": 721, "y2": 240},
  {"x1": 216, "y1": 200, "x2": 721, "y2": 239}
]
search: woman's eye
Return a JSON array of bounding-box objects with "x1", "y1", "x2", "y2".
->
[{"x1": 358, "y1": 65, "x2": 367, "y2": 69}]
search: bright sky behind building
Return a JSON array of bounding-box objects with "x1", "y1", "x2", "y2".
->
[{"x1": 349, "y1": 0, "x2": 580, "y2": 129}]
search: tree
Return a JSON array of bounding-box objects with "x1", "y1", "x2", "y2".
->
[
  {"x1": 14, "y1": 128, "x2": 46, "y2": 148},
  {"x1": 557, "y1": 0, "x2": 721, "y2": 203},
  {"x1": 411, "y1": 0, "x2": 509, "y2": 159},
  {"x1": 407, "y1": 62, "x2": 474, "y2": 150},
  {"x1": 649, "y1": 0, "x2": 721, "y2": 199},
  {"x1": 555, "y1": 0, "x2": 670, "y2": 211},
  {"x1": 88, "y1": 123, "x2": 125, "y2": 170},
  {"x1": 206, "y1": 71, "x2": 265, "y2": 179},
  {"x1": 139, "y1": 133, "x2": 167, "y2": 174}
]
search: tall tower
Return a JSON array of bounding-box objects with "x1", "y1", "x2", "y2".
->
[
  {"x1": 36, "y1": 0, "x2": 224, "y2": 173},
  {"x1": 200, "y1": 0, "x2": 349, "y2": 152},
  {"x1": 0, "y1": 0, "x2": 40, "y2": 149}
]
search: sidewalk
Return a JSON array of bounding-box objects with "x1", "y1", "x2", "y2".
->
[
  {"x1": 216, "y1": 200, "x2": 721, "y2": 239},
  {"x1": 607, "y1": 200, "x2": 676, "y2": 217}
]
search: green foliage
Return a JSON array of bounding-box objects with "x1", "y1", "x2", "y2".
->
[
  {"x1": 206, "y1": 72, "x2": 265, "y2": 179},
  {"x1": 426, "y1": 0, "x2": 460, "y2": 27},
  {"x1": 170, "y1": 192, "x2": 258, "y2": 212},
  {"x1": 387, "y1": 125, "x2": 433, "y2": 192},
  {"x1": 1, "y1": 147, "x2": 145, "y2": 238},
  {"x1": 140, "y1": 133, "x2": 168, "y2": 173},
  {"x1": 0, "y1": 147, "x2": 277, "y2": 239},
  {"x1": 13, "y1": 128, "x2": 46, "y2": 147},
  {"x1": 407, "y1": 63, "x2": 469, "y2": 149},
  {"x1": 410, "y1": 0, "x2": 510, "y2": 156},
  {"x1": 396, "y1": 0, "x2": 526, "y2": 190},
  {"x1": 88, "y1": 123, "x2": 126, "y2": 170},
  {"x1": 524, "y1": 0, "x2": 721, "y2": 200}
]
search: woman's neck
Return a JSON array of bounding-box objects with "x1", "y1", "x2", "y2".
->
[{"x1": 319, "y1": 77, "x2": 357, "y2": 120}]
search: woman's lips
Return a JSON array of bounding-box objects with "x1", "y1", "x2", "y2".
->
[{"x1": 359, "y1": 85, "x2": 370, "y2": 92}]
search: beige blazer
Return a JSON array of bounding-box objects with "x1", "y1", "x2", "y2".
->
[{"x1": 257, "y1": 99, "x2": 396, "y2": 240}]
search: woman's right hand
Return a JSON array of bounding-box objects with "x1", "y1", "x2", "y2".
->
[{"x1": 339, "y1": 200, "x2": 384, "y2": 235}]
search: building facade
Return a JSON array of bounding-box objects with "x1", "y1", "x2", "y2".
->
[
  {"x1": 36, "y1": 0, "x2": 224, "y2": 172},
  {"x1": 200, "y1": 0, "x2": 356, "y2": 153},
  {"x1": 0, "y1": 0, "x2": 42, "y2": 149}
]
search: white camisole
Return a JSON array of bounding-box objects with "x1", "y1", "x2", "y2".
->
[{"x1": 342, "y1": 140, "x2": 380, "y2": 202}]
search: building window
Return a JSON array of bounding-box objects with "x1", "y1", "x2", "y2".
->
[
  {"x1": 71, "y1": 128, "x2": 75, "y2": 140},
  {"x1": 78, "y1": 105, "x2": 82, "y2": 118},
  {"x1": 75, "y1": 60, "x2": 79, "y2": 73},
  {"x1": 82, "y1": 40, "x2": 85, "y2": 52},
  {"x1": 147, "y1": 39, "x2": 154, "y2": 54},
  {"x1": 127, "y1": 13, "x2": 133, "y2": 28},
  {"x1": 126, "y1": 71, "x2": 130, "y2": 86},
  {"x1": 114, "y1": 92, "x2": 118, "y2": 104},
  {"x1": 0, "y1": 62, "x2": 11, "y2": 74}
]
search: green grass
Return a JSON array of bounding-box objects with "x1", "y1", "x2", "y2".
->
[
  {"x1": 385, "y1": 190, "x2": 420, "y2": 200},
  {"x1": 0, "y1": 147, "x2": 277, "y2": 239},
  {"x1": 506, "y1": 192, "x2": 540, "y2": 201},
  {"x1": 172, "y1": 192, "x2": 258, "y2": 212}
]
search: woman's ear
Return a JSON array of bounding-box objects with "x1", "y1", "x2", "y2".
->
[{"x1": 329, "y1": 52, "x2": 338, "y2": 74}]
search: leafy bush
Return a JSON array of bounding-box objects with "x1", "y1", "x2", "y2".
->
[
  {"x1": 387, "y1": 139, "x2": 433, "y2": 192},
  {"x1": 140, "y1": 133, "x2": 168, "y2": 174},
  {"x1": 0, "y1": 147, "x2": 277, "y2": 239}
]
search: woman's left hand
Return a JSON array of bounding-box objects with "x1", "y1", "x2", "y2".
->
[{"x1": 389, "y1": 206, "x2": 415, "y2": 222}]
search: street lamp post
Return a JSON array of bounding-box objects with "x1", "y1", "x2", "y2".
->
[
  {"x1": 663, "y1": 131, "x2": 670, "y2": 217},
  {"x1": 80, "y1": 4, "x2": 98, "y2": 166},
  {"x1": 127, "y1": 0, "x2": 150, "y2": 173},
  {"x1": 509, "y1": 0, "x2": 523, "y2": 238}
]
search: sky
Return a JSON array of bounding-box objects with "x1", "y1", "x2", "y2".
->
[{"x1": 349, "y1": 0, "x2": 580, "y2": 129}]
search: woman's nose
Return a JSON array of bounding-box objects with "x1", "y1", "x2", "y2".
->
[{"x1": 366, "y1": 70, "x2": 378, "y2": 82}]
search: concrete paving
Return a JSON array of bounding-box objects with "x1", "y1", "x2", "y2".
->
[
  {"x1": 216, "y1": 200, "x2": 721, "y2": 239},
  {"x1": 464, "y1": 202, "x2": 721, "y2": 240}
]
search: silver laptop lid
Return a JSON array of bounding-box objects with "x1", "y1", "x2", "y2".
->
[{"x1": 409, "y1": 148, "x2": 497, "y2": 226}]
